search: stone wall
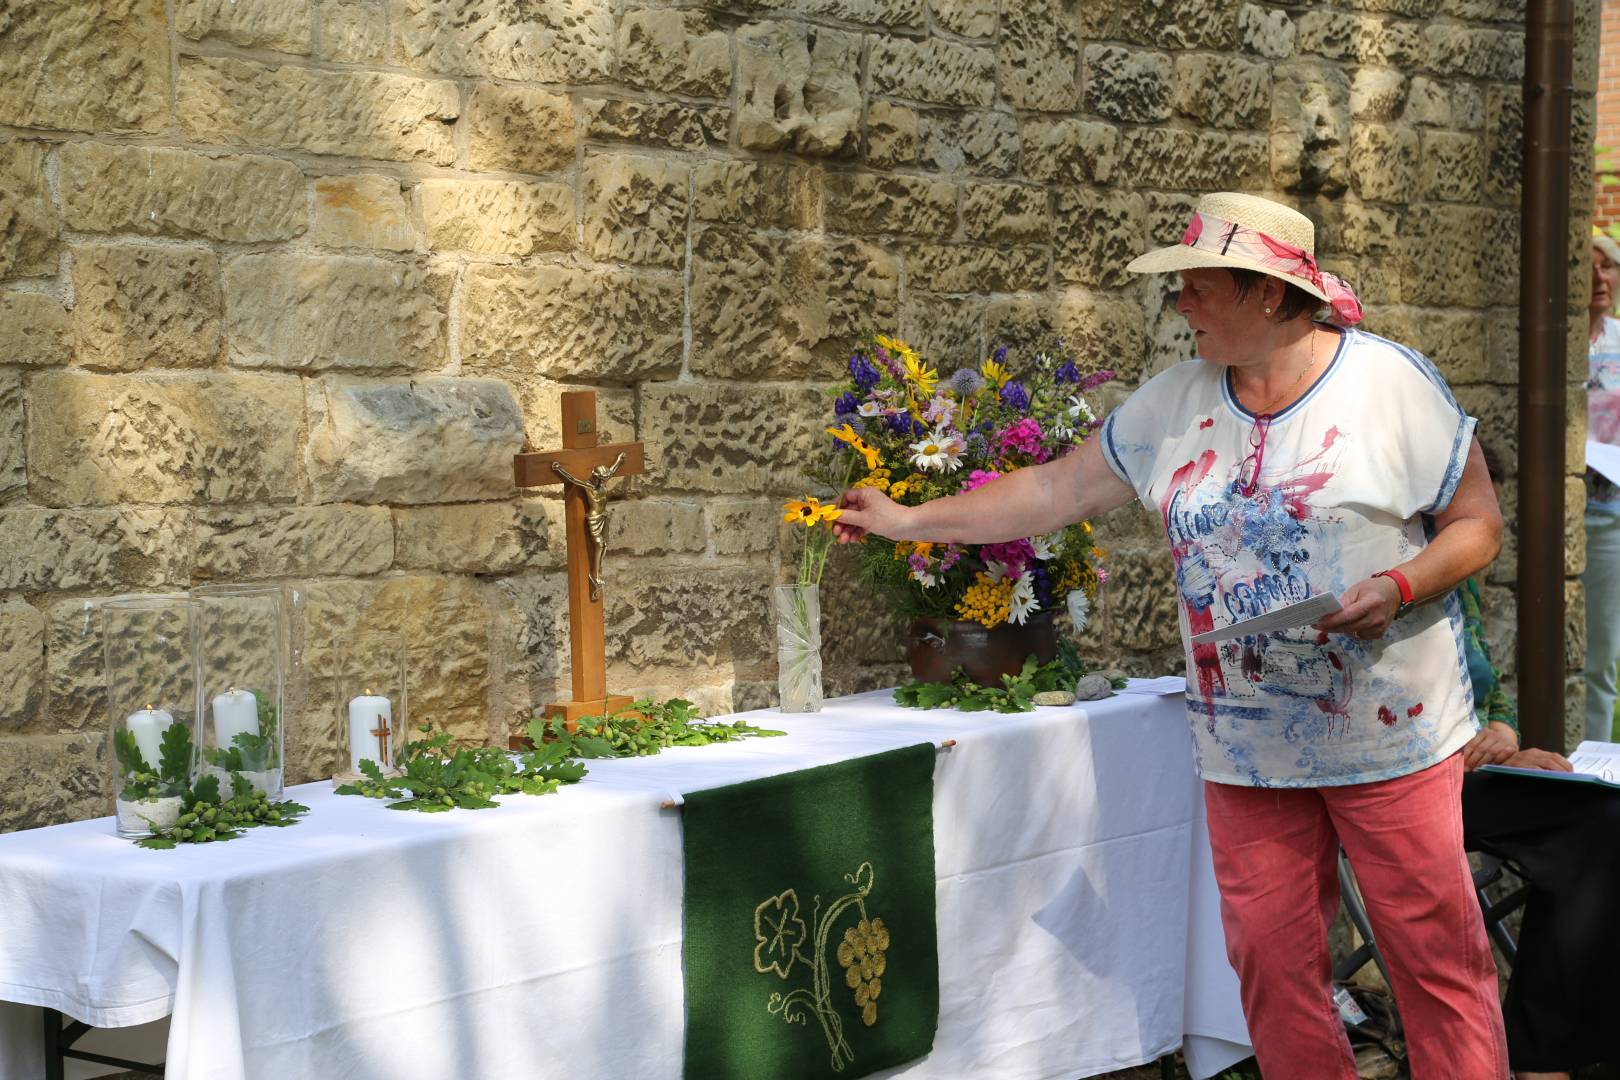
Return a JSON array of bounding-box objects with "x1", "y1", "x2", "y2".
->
[{"x1": 0, "y1": 0, "x2": 1595, "y2": 830}]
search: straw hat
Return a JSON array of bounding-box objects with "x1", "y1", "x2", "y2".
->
[
  {"x1": 1594, "y1": 225, "x2": 1620, "y2": 267},
  {"x1": 1127, "y1": 192, "x2": 1330, "y2": 304}
]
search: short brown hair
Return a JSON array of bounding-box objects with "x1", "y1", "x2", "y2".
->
[{"x1": 1226, "y1": 268, "x2": 1322, "y2": 322}]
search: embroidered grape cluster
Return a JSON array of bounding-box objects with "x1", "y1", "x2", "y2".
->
[{"x1": 837, "y1": 916, "x2": 889, "y2": 1026}]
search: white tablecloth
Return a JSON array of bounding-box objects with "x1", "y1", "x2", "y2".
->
[{"x1": 0, "y1": 686, "x2": 1250, "y2": 1080}]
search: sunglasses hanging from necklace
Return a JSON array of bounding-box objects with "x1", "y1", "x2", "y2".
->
[{"x1": 1235, "y1": 329, "x2": 1319, "y2": 498}]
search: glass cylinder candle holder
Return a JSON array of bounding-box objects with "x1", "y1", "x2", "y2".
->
[
  {"x1": 332, "y1": 627, "x2": 407, "y2": 783},
  {"x1": 192, "y1": 584, "x2": 287, "y2": 801},
  {"x1": 103, "y1": 595, "x2": 201, "y2": 839}
]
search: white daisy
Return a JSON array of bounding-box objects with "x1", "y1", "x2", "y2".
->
[
  {"x1": 910, "y1": 433, "x2": 963, "y2": 472},
  {"x1": 1009, "y1": 575, "x2": 1038, "y2": 625},
  {"x1": 1030, "y1": 533, "x2": 1059, "y2": 561},
  {"x1": 982, "y1": 558, "x2": 1012, "y2": 582},
  {"x1": 1066, "y1": 589, "x2": 1090, "y2": 632},
  {"x1": 911, "y1": 566, "x2": 939, "y2": 588},
  {"x1": 858, "y1": 400, "x2": 881, "y2": 417},
  {"x1": 1068, "y1": 394, "x2": 1095, "y2": 424}
]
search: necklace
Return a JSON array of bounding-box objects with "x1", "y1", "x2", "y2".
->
[{"x1": 1245, "y1": 328, "x2": 1319, "y2": 417}]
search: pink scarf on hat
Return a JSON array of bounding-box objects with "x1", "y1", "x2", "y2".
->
[{"x1": 1181, "y1": 212, "x2": 1364, "y2": 327}]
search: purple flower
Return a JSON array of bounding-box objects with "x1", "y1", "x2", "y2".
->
[
  {"x1": 849, "y1": 354, "x2": 881, "y2": 392},
  {"x1": 908, "y1": 553, "x2": 931, "y2": 574},
  {"x1": 1079, "y1": 369, "x2": 1116, "y2": 393},
  {"x1": 1000, "y1": 380, "x2": 1029, "y2": 412},
  {"x1": 886, "y1": 412, "x2": 924, "y2": 436},
  {"x1": 1054, "y1": 360, "x2": 1081, "y2": 384},
  {"x1": 834, "y1": 391, "x2": 861, "y2": 416},
  {"x1": 940, "y1": 545, "x2": 964, "y2": 570},
  {"x1": 1030, "y1": 565, "x2": 1054, "y2": 608},
  {"x1": 1097, "y1": 567, "x2": 1109, "y2": 584},
  {"x1": 873, "y1": 346, "x2": 905, "y2": 381},
  {"x1": 993, "y1": 344, "x2": 1008, "y2": 364}
]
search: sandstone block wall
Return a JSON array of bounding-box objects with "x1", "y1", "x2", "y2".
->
[{"x1": 0, "y1": 0, "x2": 1594, "y2": 830}]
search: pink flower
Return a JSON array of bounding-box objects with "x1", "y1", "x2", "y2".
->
[
  {"x1": 964, "y1": 469, "x2": 1001, "y2": 492},
  {"x1": 981, "y1": 539, "x2": 1036, "y2": 578},
  {"x1": 940, "y1": 544, "x2": 964, "y2": 570},
  {"x1": 997, "y1": 418, "x2": 1048, "y2": 463},
  {"x1": 1097, "y1": 567, "x2": 1109, "y2": 584}
]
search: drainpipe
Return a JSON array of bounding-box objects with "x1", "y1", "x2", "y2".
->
[{"x1": 1516, "y1": 0, "x2": 1574, "y2": 752}]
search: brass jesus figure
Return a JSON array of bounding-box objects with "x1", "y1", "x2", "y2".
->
[{"x1": 552, "y1": 451, "x2": 627, "y2": 601}]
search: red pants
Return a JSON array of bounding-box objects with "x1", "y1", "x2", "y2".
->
[{"x1": 1204, "y1": 754, "x2": 1508, "y2": 1079}]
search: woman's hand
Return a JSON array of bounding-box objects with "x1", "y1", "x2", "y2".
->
[
  {"x1": 1313, "y1": 575, "x2": 1402, "y2": 641},
  {"x1": 833, "y1": 486, "x2": 909, "y2": 544},
  {"x1": 1461, "y1": 722, "x2": 1518, "y2": 771},
  {"x1": 1501, "y1": 747, "x2": 1575, "y2": 772}
]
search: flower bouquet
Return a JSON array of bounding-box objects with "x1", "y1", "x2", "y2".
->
[
  {"x1": 774, "y1": 495, "x2": 844, "y2": 712},
  {"x1": 828, "y1": 334, "x2": 1112, "y2": 679}
]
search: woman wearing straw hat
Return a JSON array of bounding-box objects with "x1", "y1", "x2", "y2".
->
[
  {"x1": 1581, "y1": 227, "x2": 1620, "y2": 744},
  {"x1": 836, "y1": 192, "x2": 1508, "y2": 1077}
]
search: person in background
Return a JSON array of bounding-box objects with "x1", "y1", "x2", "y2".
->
[
  {"x1": 1581, "y1": 228, "x2": 1620, "y2": 742},
  {"x1": 835, "y1": 192, "x2": 1507, "y2": 1078},
  {"x1": 1456, "y1": 537, "x2": 1620, "y2": 1079}
]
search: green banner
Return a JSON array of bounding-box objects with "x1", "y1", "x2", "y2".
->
[{"x1": 681, "y1": 744, "x2": 939, "y2": 1080}]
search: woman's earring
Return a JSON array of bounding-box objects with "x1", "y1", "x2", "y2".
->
[{"x1": 1263, "y1": 306, "x2": 1273, "y2": 315}]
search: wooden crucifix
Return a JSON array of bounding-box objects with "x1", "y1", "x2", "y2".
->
[{"x1": 511, "y1": 391, "x2": 645, "y2": 742}]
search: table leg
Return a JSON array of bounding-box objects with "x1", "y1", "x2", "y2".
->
[{"x1": 42, "y1": 1008, "x2": 63, "y2": 1080}]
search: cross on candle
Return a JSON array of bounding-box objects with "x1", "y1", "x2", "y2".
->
[{"x1": 370, "y1": 717, "x2": 392, "y2": 764}]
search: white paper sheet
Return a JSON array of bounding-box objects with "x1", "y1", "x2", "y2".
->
[
  {"x1": 1190, "y1": 593, "x2": 1343, "y2": 645},
  {"x1": 1586, "y1": 440, "x2": 1620, "y2": 485},
  {"x1": 1115, "y1": 675, "x2": 1189, "y2": 696},
  {"x1": 1568, "y1": 739, "x2": 1620, "y2": 781}
]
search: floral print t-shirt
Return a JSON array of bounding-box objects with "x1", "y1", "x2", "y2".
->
[{"x1": 1101, "y1": 327, "x2": 1479, "y2": 788}]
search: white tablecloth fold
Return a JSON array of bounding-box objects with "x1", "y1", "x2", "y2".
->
[{"x1": 0, "y1": 686, "x2": 1249, "y2": 1080}]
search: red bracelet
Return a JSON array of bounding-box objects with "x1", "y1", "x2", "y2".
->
[{"x1": 1373, "y1": 568, "x2": 1414, "y2": 612}]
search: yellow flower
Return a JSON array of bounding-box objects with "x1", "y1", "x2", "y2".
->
[
  {"x1": 903, "y1": 353, "x2": 939, "y2": 397},
  {"x1": 782, "y1": 496, "x2": 842, "y2": 526},
  {"x1": 1082, "y1": 521, "x2": 1093, "y2": 534},
  {"x1": 888, "y1": 481, "x2": 909, "y2": 499},
  {"x1": 980, "y1": 356, "x2": 1011, "y2": 388},
  {"x1": 827, "y1": 423, "x2": 882, "y2": 471},
  {"x1": 955, "y1": 573, "x2": 1012, "y2": 628}
]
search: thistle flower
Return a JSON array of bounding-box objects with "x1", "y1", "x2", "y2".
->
[{"x1": 947, "y1": 368, "x2": 984, "y2": 396}]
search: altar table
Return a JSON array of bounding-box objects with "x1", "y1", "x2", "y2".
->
[{"x1": 0, "y1": 686, "x2": 1251, "y2": 1080}]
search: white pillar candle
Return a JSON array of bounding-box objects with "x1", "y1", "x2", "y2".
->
[
  {"x1": 347, "y1": 692, "x2": 393, "y2": 773},
  {"x1": 211, "y1": 688, "x2": 260, "y2": 750},
  {"x1": 125, "y1": 707, "x2": 173, "y2": 772}
]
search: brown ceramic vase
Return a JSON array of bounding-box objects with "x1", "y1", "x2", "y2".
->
[{"x1": 904, "y1": 611, "x2": 1058, "y2": 685}]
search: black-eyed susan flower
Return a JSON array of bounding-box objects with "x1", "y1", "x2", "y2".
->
[{"x1": 827, "y1": 423, "x2": 882, "y2": 471}]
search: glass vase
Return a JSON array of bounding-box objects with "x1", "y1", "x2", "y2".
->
[
  {"x1": 103, "y1": 595, "x2": 200, "y2": 838},
  {"x1": 773, "y1": 583, "x2": 823, "y2": 713},
  {"x1": 192, "y1": 584, "x2": 287, "y2": 800}
]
